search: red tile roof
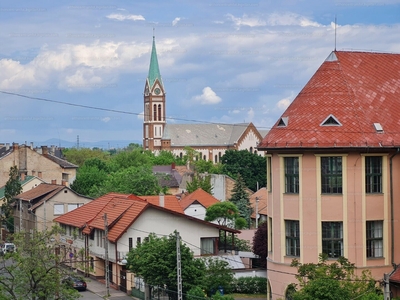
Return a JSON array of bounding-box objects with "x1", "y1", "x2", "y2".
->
[
  {"x1": 179, "y1": 188, "x2": 220, "y2": 210},
  {"x1": 141, "y1": 195, "x2": 184, "y2": 213},
  {"x1": 54, "y1": 192, "x2": 239, "y2": 243},
  {"x1": 258, "y1": 51, "x2": 400, "y2": 150},
  {"x1": 390, "y1": 266, "x2": 400, "y2": 283}
]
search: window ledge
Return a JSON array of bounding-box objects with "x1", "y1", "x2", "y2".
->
[{"x1": 367, "y1": 257, "x2": 385, "y2": 260}]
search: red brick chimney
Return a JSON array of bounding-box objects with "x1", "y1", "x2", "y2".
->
[
  {"x1": 20, "y1": 173, "x2": 26, "y2": 181},
  {"x1": 41, "y1": 146, "x2": 48, "y2": 155},
  {"x1": 12, "y1": 143, "x2": 19, "y2": 150},
  {"x1": 62, "y1": 180, "x2": 68, "y2": 186},
  {"x1": 51, "y1": 179, "x2": 56, "y2": 184}
]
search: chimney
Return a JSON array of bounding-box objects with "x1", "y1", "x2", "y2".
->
[
  {"x1": 6, "y1": 143, "x2": 10, "y2": 150},
  {"x1": 171, "y1": 162, "x2": 176, "y2": 170},
  {"x1": 38, "y1": 171, "x2": 42, "y2": 178},
  {"x1": 159, "y1": 193, "x2": 165, "y2": 207},
  {"x1": 51, "y1": 145, "x2": 55, "y2": 155},
  {"x1": 41, "y1": 146, "x2": 48, "y2": 155},
  {"x1": 21, "y1": 173, "x2": 26, "y2": 181},
  {"x1": 51, "y1": 179, "x2": 56, "y2": 184},
  {"x1": 12, "y1": 142, "x2": 19, "y2": 150},
  {"x1": 62, "y1": 180, "x2": 68, "y2": 187},
  {"x1": 30, "y1": 142, "x2": 33, "y2": 150}
]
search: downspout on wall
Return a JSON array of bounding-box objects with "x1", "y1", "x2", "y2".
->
[{"x1": 390, "y1": 148, "x2": 400, "y2": 265}]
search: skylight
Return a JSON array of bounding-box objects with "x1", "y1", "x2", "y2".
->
[
  {"x1": 373, "y1": 123, "x2": 383, "y2": 133},
  {"x1": 277, "y1": 117, "x2": 288, "y2": 127},
  {"x1": 321, "y1": 114, "x2": 341, "y2": 126}
]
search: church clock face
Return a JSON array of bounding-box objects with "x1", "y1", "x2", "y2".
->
[{"x1": 154, "y1": 88, "x2": 161, "y2": 95}]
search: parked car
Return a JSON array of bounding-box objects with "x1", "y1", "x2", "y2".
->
[
  {"x1": 1, "y1": 243, "x2": 15, "y2": 255},
  {"x1": 62, "y1": 276, "x2": 87, "y2": 291}
]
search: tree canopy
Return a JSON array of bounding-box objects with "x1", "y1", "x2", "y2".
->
[
  {"x1": 205, "y1": 201, "x2": 246, "y2": 229},
  {"x1": 289, "y1": 255, "x2": 383, "y2": 300},
  {"x1": 221, "y1": 149, "x2": 266, "y2": 191},
  {"x1": 186, "y1": 173, "x2": 213, "y2": 194},
  {"x1": 62, "y1": 147, "x2": 110, "y2": 166},
  {"x1": 126, "y1": 232, "x2": 205, "y2": 299},
  {"x1": 2, "y1": 166, "x2": 22, "y2": 231},
  {"x1": 0, "y1": 226, "x2": 81, "y2": 300},
  {"x1": 252, "y1": 221, "x2": 267, "y2": 268}
]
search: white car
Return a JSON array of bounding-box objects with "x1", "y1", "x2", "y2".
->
[{"x1": 1, "y1": 243, "x2": 15, "y2": 255}]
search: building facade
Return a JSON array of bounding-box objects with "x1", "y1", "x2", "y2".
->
[{"x1": 258, "y1": 51, "x2": 400, "y2": 299}]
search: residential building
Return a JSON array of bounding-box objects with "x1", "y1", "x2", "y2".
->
[
  {"x1": 249, "y1": 187, "x2": 268, "y2": 228},
  {"x1": 152, "y1": 163, "x2": 182, "y2": 195},
  {"x1": 142, "y1": 36, "x2": 266, "y2": 158},
  {"x1": 0, "y1": 174, "x2": 44, "y2": 203},
  {"x1": 13, "y1": 183, "x2": 92, "y2": 232},
  {"x1": 179, "y1": 188, "x2": 220, "y2": 220},
  {"x1": 0, "y1": 143, "x2": 77, "y2": 187},
  {"x1": 54, "y1": 192, "x2": 239, "y2": 294},
  {"x1": 258, "y1": 50, "x2": 400, "y2": 299}
]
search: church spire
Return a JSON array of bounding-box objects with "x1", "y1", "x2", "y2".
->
[{"x1": 147, "y1": 34, "x2": 163, "y2": 89}]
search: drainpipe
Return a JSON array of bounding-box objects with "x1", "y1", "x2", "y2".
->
[{"x1": 390, "y1": 148, "x2": 400, "y2": 265}]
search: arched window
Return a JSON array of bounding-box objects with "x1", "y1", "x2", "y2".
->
[
  {"x1": 215, "y1": 155, "x2": 218, "y2": 163},
  {"x1": 203, "y1": 155, "x2": 206, "y2": 160},
  {"x1": 250, "y1": 147, "x2": 253, "y2": 153},
  {"x1": 158, "y1": 104, "x2": 162, "y2": 121},
  {"x1": 180, "y1": 152, "x2": 183, "y2": 159},
  {"x1": 153, "y1": 104, "x2": 157, "y2": 121}
]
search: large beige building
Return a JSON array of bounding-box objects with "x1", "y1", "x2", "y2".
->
[
  {"x1": 0, "y1": 143, "x2": 77, "y2": 187},
  {"x1": 258, "y1": 51, "x2": 400, "y2": 299}
]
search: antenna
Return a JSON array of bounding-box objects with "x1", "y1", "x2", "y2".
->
[
  {"x1": 153, "y1": 26, "x2": 155, "y2": 39},
  {"x1": 334, "y1": 15, "x2": 337, "y2": 51}
]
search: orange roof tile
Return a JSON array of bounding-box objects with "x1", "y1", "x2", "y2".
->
[
  {"x1": 390, "y1": 266, "x2": 400, "y2": 283},
  {"x1": 179, "y1": 188, "x2": 220, "y2": 210},
  {"x1": 258, "y1": 51, "x2": 400, "y2": 150},
  {"x1": 250, "y1": 188, "x2": 268, "y2": 218},
  {"x1": 141, "y1": 194, "x2": 184, "y2": 213}
]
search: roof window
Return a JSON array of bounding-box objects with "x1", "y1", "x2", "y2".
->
[
  {"x1": 321, "y1": 114, "x2": 341, "y2": 126},
  {"x1": 277, "y1": 117, "x2": 288, "y2": 127},
  {"x1": 373, "y1": 123, "x2": 383, "y2": 133}
]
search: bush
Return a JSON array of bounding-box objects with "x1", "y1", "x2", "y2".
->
[
  {"x1": 232, "y1": 277, "x2": 267, "y2": 294},
  {"x1": 212, "y1": 291, "x2": 235, "y2": 300},
  {"x1": 187, "y1": 286, "x2": 207, "y2": 300}
]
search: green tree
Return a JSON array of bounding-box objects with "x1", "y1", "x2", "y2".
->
[
  {"x1": 221, "y1": 150, "x2": 266, "y2": 191},
  {"x1": 187, "y1": 173, "x2": 213, "y2": 194},
  {"x1": 290, "y1": 255, "x2": 383, "y2": 300},
  {"x1": 110, "y1": 148, "x2": 152, "y2": 169},
  {"x1": 229, "y1": 174, "x2": 252, "y2": 228},
  {"x1": 0, "y1": 226, "x2": 80, "y2": 300},
  {"x1": 205, "y1": 202, "x2": 240, "y2": 227},
  {"x1": 70, "y1": 158, "x2": 110, "y2": 197},
  {"x1": 2, "y1": 166, "x2": 22, "y2": 231},
  {"x1": 94, "y1": 165, "x2": 162, "y2": 196},
  {"x1": 201, "y1": 257, "x2": 234, "y2": 295},
  {"x1": 63, "y1": 147, "x2": 110, "y2": 166},
  {"x1": 126, "y1": 232, "x2": 206, "y2": 299}
]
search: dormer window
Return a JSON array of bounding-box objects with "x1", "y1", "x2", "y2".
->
[
  {"x1": 277, "y1": 117, "x2": 288, "y2": 127},
  {"x1": 321, "y1": 114, "x2": 341, "y2": 126}
]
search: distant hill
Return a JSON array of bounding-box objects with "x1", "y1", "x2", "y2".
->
[{"x1": 31, "y1": 138, "x2": 141, "y2": 149}]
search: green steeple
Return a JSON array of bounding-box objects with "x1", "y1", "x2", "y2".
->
[{"x1": 147, "y1": 36, "x2": 163, "y2": 89}]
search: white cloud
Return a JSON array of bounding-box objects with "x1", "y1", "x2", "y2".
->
[
  {"x1": 247, "y1": 107, "x2": 255, "y2": 120},
  {"x1": 266, "y1": 12, "x2": 322, "y2": 27},
  {"x1": 101, "y1": 117, "x2": 111, "y2": 123},
  {"x1": 137, "y1": 111, "x2": 144, "y2": 120},
  {"x1": 193, "y1": 87, "x2": 222, "y2": 105},
  {"x1": 227, "y1": 14, "x2": 266, "y2": 29},
  {"x1": 106, "y1": 13, "x2": 145, "y2": 21},
  {"x1": 172, "y1": 17, "x2": 181, "y2": 26},
  {"x1": 276, "y1": 96, "x2": 292, "y2": 110}
]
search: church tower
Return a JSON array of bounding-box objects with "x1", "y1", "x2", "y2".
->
[{"x1": 143, "y1": 35, "x2": 166, "y2": 151}]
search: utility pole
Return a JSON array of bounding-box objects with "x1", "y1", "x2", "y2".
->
[
  {"x1": 104, "y1": 213, "x2": 110, "y2": 297},
  {"x1": 19, "y1": 198, "x2": 22, "y2": 232},
  {"x1": 44, "y1": 199, "x2": 46, "y2": 231},
  {"x1": 255, "y1": 197, "x2": 260, "y2": 229},
  {"x1": 176, "y1": 231, "x2": 182, "y2": 300},
  {"x1": 384, "y1": 273, "x2": 390, "y2": 300}
]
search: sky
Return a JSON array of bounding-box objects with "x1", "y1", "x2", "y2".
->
[{"x1": 1, "y1": 0, "x2": 400, "y2": 148}]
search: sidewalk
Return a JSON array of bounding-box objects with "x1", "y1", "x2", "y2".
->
[{"x1": 86, "y1": 278, "x2": 137, "y2": 300}]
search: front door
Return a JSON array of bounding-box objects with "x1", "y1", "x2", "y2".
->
[
  {"x1": 109, "y1": 262, "x2": 113, "y2": 284},
  {"x1": 119, "y1": 270, "x2": 127, "y2": 293}
]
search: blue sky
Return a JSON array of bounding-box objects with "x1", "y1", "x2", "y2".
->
[{"x1": 1, "y1": 0, "x2": 399, "y2": 148}]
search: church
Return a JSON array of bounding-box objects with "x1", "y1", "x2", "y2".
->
[{"x1": 142, "y1": 36, "x2": 266, "y2": 162}]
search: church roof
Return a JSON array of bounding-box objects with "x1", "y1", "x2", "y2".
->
[
  {"x1": 162, "y1": 123, "x2": 251, "y2": 147},
  {"x1": 147, "y1": 36, "x2": 163, "y2": 89},
  {"x1": 258, "y1": 50, "x2": 400, "y2": 150}
]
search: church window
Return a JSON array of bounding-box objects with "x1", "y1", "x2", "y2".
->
[
  {"x1": 153, "y1": 104, "x2": 157, "y2": 121},
  {"x1": 158, "y1": 104, "x2": 162, "y2": 121}
]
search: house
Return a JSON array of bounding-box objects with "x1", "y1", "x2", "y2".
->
[
  {"x1": 0, "y1": 174, "x2": 45, "y2": 203},
  {"x1": 249, "y1": 187, "x2": 268, "y2": 228},
  {"x1": 179, "y1": 188, "x2": 220, "y2": 220},
  {"x1": 152, "y1": 163, "x2": 182, "y2": 195},
  {"x1": 0, "y1": 143, "x2": 77, "y2": 187},
  {"x1": 13, "y1": 183, "x2": 92, "y2": 232},
  {"x1": 258, "y1": 50, "x2": 400, "y2": 299},
  {"x1": 54, "y1": 192, "x2": 240, "y2": 294},
  {"x1": 142, "y1": 36, "x2": 266, "y2": 158}
]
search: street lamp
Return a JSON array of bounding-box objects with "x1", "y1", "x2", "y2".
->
[{"x1": 255, "y1": 197, "x2": 260, "y2": 229}]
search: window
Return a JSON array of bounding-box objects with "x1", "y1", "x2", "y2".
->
[
  {"x1": 53, "y1": 204, "x2": 64, "y2": 215},
  {"x1": 67, "y1": 204, "x2": 79, "y2": 212},
  {"x1": 266, "y1": 156, "x2": 272, "y2": 192},
  {"x1": 366, "y1": 221, "x2": 383, "y2": 258},
  {"x1": 129, "y1": 238, "x2": 133, "y2": 251},
  {"x1": 321, "y1": 157, "x2": 342, "y2": 193},
  {"x1": 137, "y1": 237, "x2": 141, "y2": 246},
  {"x1": 158, "y1": 104, "x2": 161, "y2": 121},
  {"x1": 366, "y1": 156, "x2": 382, "y2": 193},
  {"x1": 285, "y1": 157, "x2": 299, "y2": 193},
  {"x1": 97, "y1": 230, "x2": 105, "y2": 248},
  {"x1": 285, "y1": 220, "x2": 300, "y2": 256},
  {"x1": 215, "y1": 155, "x2": 218, "y2": 163},
  {"x1": 200, "y1": 238, "x2": 215, "y2": 255},
  {"x1": 322, "y1": 222, "x2": 343, "y2": 258},
  {"x1": 153, "y1": 104, "x2": 157, "y2": 121}
]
